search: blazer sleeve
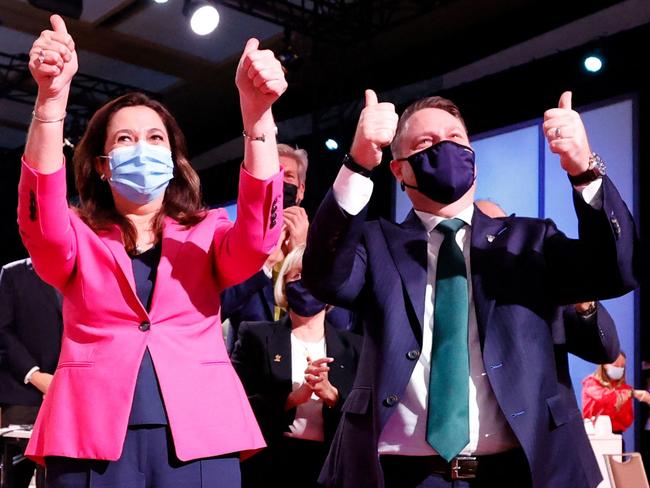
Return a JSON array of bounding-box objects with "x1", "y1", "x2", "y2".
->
[
  {"x1": 212, "y1": 166, "x2": 283, "y2": 290},
  {"x1": 302, "y1": 189, "x2": 369, "y2": 307},
  {"x1": 17, "y1": 159, "x2": 76, "y2": 290},
  {"x1": 544, "y1": 176, "x2": 638, "y2": 303},
  {"x1": 230, "y1": 321, "x2": 293, "y2": 442},
  {"x1": 564, "y1": 302, "x2": 620, "y2": 364},
  {"x1": 0, "y1": 264, "x2": 39, "y2": 381}
]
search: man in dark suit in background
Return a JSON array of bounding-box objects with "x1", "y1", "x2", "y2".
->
[
  {"x1": 0, "y1": 258, "x2": 63, "y2": 488},
  {"x1": 222, "y1": 144, "x2": 356, "y2": 352},
  {"x1": 303, "y1": 90, "x2": 638, "y2": 487}
]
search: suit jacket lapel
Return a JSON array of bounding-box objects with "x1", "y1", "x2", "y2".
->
[
  {"x1": 470, "y1": 206, "x2": 511, "y2": 346},
  {"x1": 324, "y1": 322, "x2": 347, "y2": 387},
  {"x1": 149, "y1": 216, "x2": 186, "y2": 312},
  {"x1": 100, "y1": 225, "x2": 148, "y2": 317},
  {"x1": 380, "y1": 211, "x2": 428, "y2": 334},
  {"x1": 268, "y1": 316, "x2": 292, "y2": 386},
  {"x1": 261, "y1": 281, "x2": 276, "y2": 321}
]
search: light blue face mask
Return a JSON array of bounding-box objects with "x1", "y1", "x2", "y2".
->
[{"x1": 103, "y1": 141, "x2": 175, "y2": 205}]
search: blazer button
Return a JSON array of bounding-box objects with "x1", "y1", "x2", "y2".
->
[
  {"x1": 271, "y1": 203, "x2": 278, "y2": 212},
  {"x1": 406, "y1": 350, "x2": 420, "y2": 360},
  {"x1": 138, "y1": 321, "x2": 151, "y2": 331},
  {"x1": 383, "y1": 394, "x2": 399, "y2": 407}
]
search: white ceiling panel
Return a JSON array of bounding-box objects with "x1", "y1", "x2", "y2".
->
[{"x1": 113, "y1": 0, "x2": 283, "y2": 64}]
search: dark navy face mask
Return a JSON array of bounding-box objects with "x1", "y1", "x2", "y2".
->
[
  {"x1": 399, "y1": 140, "x2": 476, "y2": 204},
  {"x1": 283, "y1": 182, "x2": 299, "y2": 208},
  {"x1": 285, "y1": 280, "x2": 327, "y2": 317}
]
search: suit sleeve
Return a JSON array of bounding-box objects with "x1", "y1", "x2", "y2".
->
[
  {"x1": 564, "y1": 303, "x2": 620, "y2": 364},
  {"x1": 230, "y1": 322, "x2": 294, "y2": 441},
  {"x1": 212, "y1": 166, "x2": 283, "y2": 290},
  {"x1": 544, "y1": 176, "x2": 638, "y2": 303},
  {"x1": 17, "y1": 159, "x2": 76, "y2": 290},
  {"x1": 302, "y1": 190, "x2": 369, "y2": 307},
  {"x1": 220, "y1": 270, "x2": 271, "y2": 321},
  {"x1": 0, "y1": 265, "x2": 39, "y2": 382}
]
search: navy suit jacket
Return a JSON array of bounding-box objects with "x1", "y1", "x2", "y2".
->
[
  {"x1": 0, "y1": 258, "x2": 63, "y2": 407},
  {"x1": 303, "y1": 176, "x2": 637, "y2": 488}
]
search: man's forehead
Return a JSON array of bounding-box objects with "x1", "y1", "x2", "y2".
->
[
  {"x1": 403, "y1": 107, "x2": 465, "y2": 135},
  {"x1": 279, "y1": 155, "x2": 298, "y2": 172}
]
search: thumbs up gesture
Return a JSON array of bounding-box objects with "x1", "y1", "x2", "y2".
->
[
  {"x1": 28, "y1": 15, "x2": 78, "y2": 101},
  {"x1": 349, "y1": 89, "x2": 399, "y2": 171},
  {"x1": 236, "y1": 38, "x2": 288, "y2": 116},
  {"x1": 543, "y1": 91, "x2": 592, "y2": 176}
]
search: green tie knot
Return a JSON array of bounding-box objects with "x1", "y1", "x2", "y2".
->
[{"x1": 436, "y1": 218, "x2": 465, "y2": 236}]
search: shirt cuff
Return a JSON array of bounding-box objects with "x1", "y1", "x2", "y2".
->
[
  {"x1": 332, "y1": 165, "x2": 374, "y2": 216},
  {"x1": 262, "y1": 264, "x2": 273, "y2": 278},
  {"x1": 576, "y1": 178, "x2": 603, "y2": 209},
  {"x1": 24, "y1": 366, "x2": 40, "y2": 385}
]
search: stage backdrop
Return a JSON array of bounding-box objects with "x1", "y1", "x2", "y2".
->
[{"x1": 394, "y1": 96, "x2": 638, "y2": 450}]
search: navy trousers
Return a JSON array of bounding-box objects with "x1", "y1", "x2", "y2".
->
[{"x1": 45, "y1": 425, "x2": 240, "y2": 488}]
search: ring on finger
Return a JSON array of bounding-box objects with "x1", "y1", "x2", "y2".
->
[
  {"x1": 553, "y1": 127, "x2": 561, "y2": 139},
  {"x1": 37, "y1": 49, "x2": 45, "y2": 64}
]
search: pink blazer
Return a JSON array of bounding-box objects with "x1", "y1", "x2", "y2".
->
[{"x1": 17, "y1": 159, "x2": 283, "y2": 464}]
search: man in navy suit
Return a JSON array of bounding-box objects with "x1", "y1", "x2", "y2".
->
[
  {"x1": 302, "y1": 90, "x2": 638, "y2": 487},
  {"x1": 0, "y1": 258, "x2": 63, "y2": 488}
]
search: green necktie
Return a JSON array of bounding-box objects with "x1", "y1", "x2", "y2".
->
[{"x1": 426, "y1": 218, "x2": 470, "y2": 461}]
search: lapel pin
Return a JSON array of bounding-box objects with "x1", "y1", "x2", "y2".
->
[
  {"x1": 274, "y1": 354, "x2": 282, "y2": 362},
  {"x1": 486, "y1": 234, "x2": 496, "y2": 243}
]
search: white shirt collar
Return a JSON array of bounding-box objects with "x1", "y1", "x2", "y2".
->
[{"x1": 413, "y1": 204, "x2": 474, "y2": 234}]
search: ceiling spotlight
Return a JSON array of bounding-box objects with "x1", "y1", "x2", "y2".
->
[
  {"x1": 153, "y1": 0, "x2": 169, "y2": 3},
  {"x1": 184, "y1": 1, "x2": 220, "y2": 36},
  {"x1": 325, "y1": 138, "x2": 339, "y2": 151},
  {"x1": 583, "y1": 54, "x2": 603, "y2": 73}
]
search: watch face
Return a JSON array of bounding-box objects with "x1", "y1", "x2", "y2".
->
[{"x1": 590, "y1": 153, "x2": 606, "y2": 176}]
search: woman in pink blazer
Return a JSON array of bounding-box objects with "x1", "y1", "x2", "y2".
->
[{"x1": 19, "y1": 15, "x2": 286, "y2": 487}]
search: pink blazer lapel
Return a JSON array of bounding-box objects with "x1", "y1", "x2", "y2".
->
[
  {"x1": 149, "y1": 217, "x2": 187, "y2": 311},
  {"x1": 99, "y1": 225, "x2": 148, "y2": 317}
]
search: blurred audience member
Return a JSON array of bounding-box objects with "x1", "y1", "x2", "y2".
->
[
  {"x1": 231, "y1": 245, "x2": 361, "y2": 488},
  {"x1": 582, "y1": 352, "x2": 650, "y2": 437},
  {"x1": 0, "y1": 258, "x2": 63, "y2": 488}
]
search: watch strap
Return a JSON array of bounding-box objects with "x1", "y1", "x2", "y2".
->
[{"x1": 342, "y1": 154, "x2": 372, "y2": 177}]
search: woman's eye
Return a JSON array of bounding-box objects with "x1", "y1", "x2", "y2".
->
[
  {"x1": 150, "y1": 134, "x2": 164, "y2": 141},
  {"x1": 117, "y1": 135, "x2": 132, "y2": 142}
]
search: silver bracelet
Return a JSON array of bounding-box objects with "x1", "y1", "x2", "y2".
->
[
  {"x1": 242, "y1": 126, "x2": 278, "y2": 143},
  {"x1": 32, "y1": 110, "x2": 66, "y2": 123}
]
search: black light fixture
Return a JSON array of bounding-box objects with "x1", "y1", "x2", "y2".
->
[
  {"x1": 183, "y1": 0, "x2": 220, "y2": 36},
  {"x1": 27, "y1": 0, "x2": 83, "y2": 19}
]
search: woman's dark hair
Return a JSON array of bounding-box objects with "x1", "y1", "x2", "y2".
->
[{"x1": 73, "y1": 92, "x2": 206, "y2": 253}]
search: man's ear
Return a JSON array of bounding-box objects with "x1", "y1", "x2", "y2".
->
[
  {"x1": 389, "y1": 159, "x2": 403, "y2": 181},
  {"x1": 296, "y1": 182, "x2": 305, "y2": 204}
]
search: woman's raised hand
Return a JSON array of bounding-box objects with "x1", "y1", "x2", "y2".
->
[{"x1": 29, "y1": 14, "x2": 78, "y2": 102}]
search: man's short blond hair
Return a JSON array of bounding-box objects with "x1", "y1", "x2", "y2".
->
[{"x1": 390, "y1": 96, "x2": 467, "y2": 159}]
